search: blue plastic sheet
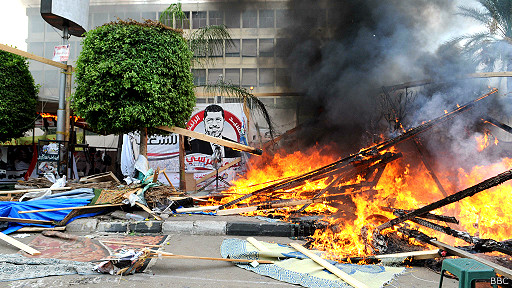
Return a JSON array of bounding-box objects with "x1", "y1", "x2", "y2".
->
[{"x1": 0, "y1": 198, "x2": 103, "y2": 234}]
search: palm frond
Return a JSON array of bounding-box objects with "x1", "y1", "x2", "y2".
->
[
  {"x1": 159, "y1": 3, "x2": 186, "y2": 27},
  {"x1": 457, "y1": 6, "x2": 492, "y2": 25},
  {"x1": 189, "y1": 25, "x2": 234, "y2": 67},
  {"x1": 202, "y1": 80, "x2": 275, "y2": 139}
]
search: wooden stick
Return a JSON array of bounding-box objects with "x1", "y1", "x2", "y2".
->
[
  {"x1": 162, "y1": 170, "x2": 177, "y2": 192},
  {"x1": 175, "y1": 205, "x2": 220, "y2": 213},
  {"x1": 18, "y1": 203, "x2": 125, "y2": 214},
  {"x1": 195, "y1": 158, "x2": 241, "y2": 186},
  {"x1": 17, "y1": 226, "x2": 66, "y2": 232},
  {"x1": 150, "y1": 251, "x2": 273, "y2": 264},
  {"x1": 134, "y1": 202, "x2": 162, "y2": 221},
  {"x1": 216, "y1": 206, "x2": 257, "y2": 216},
  {"x1": 100, "y1": 240, "x2": 162, "y2": 248},
  {"x1": 290, "y1": 243, "x2": 369, "y2": 288},
  {"x1": 152, "y1": 167, "x2": 160, "y2": 183},
  {"x1": 158, "y1": 126, "x2": 263, "y2": 155},
  {"x1": 0, "y1": 232, "x2": 41, "y2": 255},
  {"x1": 0, "y1": 217, "x2": 54, "y2": 225},
  {"x1": 247, "y1": 237, "x2": 271, "y2": 252},
  {"x1": 0, "y1": 43, "x2": 68, "y2": 70},
  {"x1": 0, "y1": 187, "x2": 72, "y2": 195}
]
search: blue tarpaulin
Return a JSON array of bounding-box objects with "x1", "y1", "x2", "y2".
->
[{"x1": 0, "y1": 198, "x2": 103, "y2": 234}]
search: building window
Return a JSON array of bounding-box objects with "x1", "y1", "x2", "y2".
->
[
  {"x1": 242, "y1": 39, "x2": 257, "y2": 57},
  {"x1": 176, "y1": 11, "x2": 190, "y2": 29},
  {"x1": 208, "y1": 69, "x2": 223, "y2": 84},
  {"x1": 259, "y1": 69, "x2": 274, "y2": 87},
  {"x1": 242, "y1": 69, "x2": 257, "y2": 87},
  {"x1": 276, "y1": 9, "x2": 287, "y2": 28},
  {"x1": 242, "y1": 10, "x2": 257, "y2": 28},
  {"x1": 225, "y1": 69, "x2": 240, "y2": 86},
  {"x1": 192, "y1": 69, "x2": 206, "y2": 86},
  {"x1": 259, "y1": 39, "x2": 274, "y2": 57},
  {"x1": 225, "y1": 11, "x2": 240, "y2": 28},
  {"x1": 192, "y1": 11, "x2": 207, "y2": 29},
  {"x1": 259, "y1": 9, "x2": 274, "y2": 28},
  {"x1": 225, "y1": 39, "x2": 240, "y2": 57},
  {"x1": 209, "y1": 11, "x2": 223, "y2": 26},
  {"x1": 275, "y1": 38, "x2": 289, "y2": 58},
  {"x1": 276, "y1": 68, "x2": 290, "y2": 87}
]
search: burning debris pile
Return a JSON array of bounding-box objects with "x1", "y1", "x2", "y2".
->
[{"x1": 198, "y1": 87, "x2": 512, "y2": 277}]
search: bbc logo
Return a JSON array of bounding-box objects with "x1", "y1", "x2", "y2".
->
[{"x1": 491, "y1": 277, "x2": 511, "y2": 286}]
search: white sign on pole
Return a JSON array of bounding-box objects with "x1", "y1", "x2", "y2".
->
[{"x1": 52, "y1": 44, "x2": 70, "y2": 62}]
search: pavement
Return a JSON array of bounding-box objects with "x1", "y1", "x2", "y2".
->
[{"x1": 0, "y1": 210, "x2": 464, "y2": 288}]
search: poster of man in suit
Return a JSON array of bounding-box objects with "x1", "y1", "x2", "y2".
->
[{"x1": 189, "y1": 104, "x2": 241, "y2": 158}]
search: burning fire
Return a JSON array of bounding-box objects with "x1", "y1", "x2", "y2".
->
[
  {"x1": 475, "y1": 130, "x2": 498, "y2": 152},
  {"x1": 211, "y1": 141, "x2": 512, "y2": 258}
]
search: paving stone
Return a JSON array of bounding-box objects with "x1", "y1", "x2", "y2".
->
[
  {"x1": 97, "y1": 221, "x2": 128, "y2": 233},
  {"x1": 193, "y1": 220, "x2": 226, "y2": 235},
  {"x1": 66, "y1": 218, "x2": 98, "y2": 233},
  {"x1": 260, "y1": 223, "x2": 296, "y2": 237},
  {"x1": 128, "y1": 221, "x2": 162, "y2": 233},
  {"x1": 162, "y1": 220, "x2": 194, "y2": 233}
]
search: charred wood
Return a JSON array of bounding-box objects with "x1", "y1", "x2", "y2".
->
[
  {"x1": 380, "y1": 207, "x2": 459, "y2": 224},
  {"x1": 413, "y1": 137, "x2": 449, "y2": 197},
  {"x1": 377, "y1": 167, "x2": 512, "y2": 231},
  {"x1": 484, "y1": 116, "x2": 512, "y2": 135}
]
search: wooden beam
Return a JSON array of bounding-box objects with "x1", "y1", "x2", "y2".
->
[
  {"x1": 134, "y1": 202, "x2": 162, "y2": 221},
  {"x1": 0, "y1": 44, "x2": 68, "y2": 70},
  {"x1": 430, "y1": 239, "x2": 512, "y2": 279},
  {"x1": 17, "y1": 226, "x2": 66, "y2": 232},
  {"x1": 290, "y1": 243, "x2": 370, "y2": 288},
  {"x1": 0, "y1": 187, "x2": 73, "y2": 195},
  {"x1": 157, "y1": 126, "x2": 262, "y2": 155},
  {"x1": 162, "y1": 170, "x2": 178, "y2": 192},
  {"x1": 0, "y1": 217, "x2": 54, "y2": 225},
  {"x1": 18, "y1": 203, "x2": 125, "y2": 214},
  {"x1": 195, "y1": 158, "x2": 241, "y2": 186},
  {"x1": 0, "y1": 232, "x2": 41, "y2": 255},
  {"x1": 216, "y1": 206, "x2": 257, "y2": 216}
]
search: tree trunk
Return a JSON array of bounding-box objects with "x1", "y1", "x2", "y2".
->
[{"x1": 139, "y1": 128, "x2": 148, "y2": 158}]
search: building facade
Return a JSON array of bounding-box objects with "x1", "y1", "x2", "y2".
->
[{"x1": 21, "y1": 0, "x2": 298, "y2": 142}]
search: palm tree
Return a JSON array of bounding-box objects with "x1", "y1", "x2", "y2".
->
[
  {"x1": 448, "y1": 0, "x2": 512, "y2": 91},
  {"x1": 159, "y1": 4, "x2": 275, "y2": 138}
]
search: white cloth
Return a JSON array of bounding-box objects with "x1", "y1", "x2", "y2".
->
[{"x1": 121, "y1": 134, "x2": 136, "y2": 177}]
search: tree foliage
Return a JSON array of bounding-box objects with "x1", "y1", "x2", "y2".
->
[
  {"x1": 0, "y1": 50, "x2": 38, "y2": 142},
  {"x1": 72, "y1": 19, "x2": 196, "y2": 135}
]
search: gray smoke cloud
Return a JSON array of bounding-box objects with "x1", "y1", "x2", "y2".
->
[{"x1": 274, "y1": 0, "x2": 509, "y2": 175}]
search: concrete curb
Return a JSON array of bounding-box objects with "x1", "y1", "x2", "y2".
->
[{"x1": 66, "y1": 218, "x2": 300, "y2": 237}]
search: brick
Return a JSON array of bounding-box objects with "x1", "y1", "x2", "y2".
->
[
  {"x1": 193, "y1": 220, "x2": 226, "y2": 235},
  {"x1": 162, "y1": 220, "x2": 194, "y2": 233},
  {"x1": 66, "y1": 218, "x2": 98, "y2": 233}
]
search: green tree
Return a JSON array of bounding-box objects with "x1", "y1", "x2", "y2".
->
[
  {"x1": 72, "y1": 19, "x2": 196, "y2": 156},
  {"x1": 0, "y1": 50, "x2": 38, "y2": 142},
  {"x1": 448, "y1": 0, "x2": 512, "y2": 90}
]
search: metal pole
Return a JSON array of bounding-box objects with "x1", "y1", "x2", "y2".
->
[{"x1": 56, "y1": 26, "x2": 69, "y2": 141}]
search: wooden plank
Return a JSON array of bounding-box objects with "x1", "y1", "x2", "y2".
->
[
  {"x1": 100, "y1": 240, "x2": 162, "y2": 248},
  {"x1": 374, "y1": 249, "x2": 440, "y2": 260},
  {"x1": 430, "y1": 239, "x2": 512, "y2": 279},
  {"x1": 150, "y1": 251, "x2": 273, "y2": 264},
  {"x1": 17, "y1": 226, "x2": 66, "y2": 232},
  {"x1": 175, "y1": 205, "x2": 220, "y2": 213},
  {"x1": 158, "y1": 126, "x2": 262, "y2": 155},
  {"x1": 0, "y1": 187, "x2": 73, "y2": 195},
  {"x1": 0, "y1": 44, "x2": 68, "y2": 70},
  {"x1": 196, "y1": 158, "x2": 241, "y2": 186},
  {"x1": 79, "y1": 171, "x2": 120, "y2": 184},
  {"x1": 0, "y1": 217, "x2": 53, "y2": 225},
  {"x1": 290, "y1": 243, "x2": 370, "y2": 288},
  {"x1": 18, "y1": 203, "x2": 125, "y2": 214},
  {"x1": 134, "y1": 202, "x2": 162, "y2": 221},
  {"x1": 247, "y1": 237, "x2": 271, "y2": 252},
  {"x1": 152, "y1": 167, "x2": 160, "y2": 183},
  {"x1": 0, "y1": 232, "x2": 41, "y2": 255}
]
